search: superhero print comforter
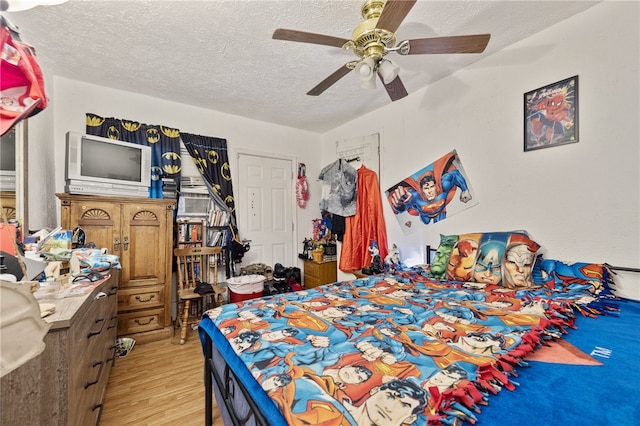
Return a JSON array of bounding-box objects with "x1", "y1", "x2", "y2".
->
[{"x1": 199, "y1": 262, "x2": 617, "y2": 426}]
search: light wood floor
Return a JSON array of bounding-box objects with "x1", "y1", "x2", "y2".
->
[{"x1": 101, "y1": 328, "x2": 223, "y2": 426}]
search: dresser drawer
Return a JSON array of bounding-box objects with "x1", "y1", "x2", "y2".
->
[
  {"x1": 117, "y1": 286, "x2": 165, "y2": 310},
  {"x1": 73, "y1": 357, "x2": 107, "y2": 426},
  {"x1": 305, "y1": 261, "x2": 320, "y2": 278},
  {"x1": 304, "y1": 274, "x2": 321, "y2": 289},
  {"x1": 67, "y1": 280, "x2": 116, "y2": 423},
  {"x1": 117, "y1": 308, "x2": 165, "y2": 335}
]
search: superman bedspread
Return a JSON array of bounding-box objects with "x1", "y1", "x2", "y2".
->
[{"x1": 198, "y1": 261, "x2": 619, "y2": 426}]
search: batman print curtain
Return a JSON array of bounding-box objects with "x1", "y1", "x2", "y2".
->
[
  {"x1": 85, "y1": 113, "x2": 181, "y2": 198},
  {"x1": 179, "y1": 132, "x2": 236, "y2": 224},
  {"x1": 180, "y1": 133, "x2": 239, "y2": 277}
]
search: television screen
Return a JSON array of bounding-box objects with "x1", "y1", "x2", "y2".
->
[{"x1": 80, "y1": 136, "x2": 142, "y2": 182}]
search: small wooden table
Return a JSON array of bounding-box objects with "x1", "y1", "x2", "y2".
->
[{"x1": 303, "y1": 259, "x2": 337, "y2": 289}]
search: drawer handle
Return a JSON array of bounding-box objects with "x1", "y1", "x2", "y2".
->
[
  {"x1": 107, "y1": 315, "x2": 118, "y2": 330},
  {"x1": 107, "y1": 343, "x2": 117, "y2": 364},
  {"x1": 87, "y1": 318, "x2": 106, "y2": 338},
  {"x1": 135, "y1": 317, "x2": 154, "y2": 326},
  {"x1": 108, "y1": 285, "x2": 118, "y2": 296},
  {"x1": 135, "y1": 294, "x2": 155, "y2": 303},
  {"x1": 84, "y1": 361, "x2": 104, "y2": 389},
  {"x1": 92, "y1": 403, "x2": 103, "y2": 424}
]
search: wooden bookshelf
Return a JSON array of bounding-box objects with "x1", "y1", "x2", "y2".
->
[{"x1": 176, "y1": 218, "x2": 205, "y2": 249}]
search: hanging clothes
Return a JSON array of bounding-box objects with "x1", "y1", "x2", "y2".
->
[
  {"x1": 331, "y1": 214, "x2": 346, "y2": 241},
  {"x1": 318, "y1": 159, "x2": 357, "y2": 217},
  {"x1": 339, "y1": 165, "x2": 389, "y2": 272},
  {"x1": 1, "y1": 16, "x2": 48, "y2": 136},
  {"x1": 296, "y1": 163, "x2": 310, "y2": 208}
]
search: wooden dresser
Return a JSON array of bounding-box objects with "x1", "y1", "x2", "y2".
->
[
  {"x1": 57, "y1": 194, "x2": 175, "y2": 343},
  {"x1": 1, "y1": 271, "x2": 119, "y2": 425},
  {"x1": 303, "y1": 259, "x2": 337, "y2": 289}
]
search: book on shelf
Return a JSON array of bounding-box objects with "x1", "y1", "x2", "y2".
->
[
  {"x1": 207, "y1": 228, "x2": 228, "y2": 247},
  {"x1": 207, "y1": 209, "x2": 229, "y2": 227},
  {"x1": 177, "y1": 221, "x2": 203, "y2": 243}
]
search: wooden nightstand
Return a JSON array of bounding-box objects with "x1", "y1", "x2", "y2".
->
[{"x1": 303, "y1": 259, "x2": 337, "y2": 289}]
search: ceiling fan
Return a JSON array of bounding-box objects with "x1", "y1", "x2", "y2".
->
[{"x1": 273, "y1": 0, "x2": 491, "y2": 101}]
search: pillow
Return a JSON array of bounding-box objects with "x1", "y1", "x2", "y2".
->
[
  {"x1": 427, "y1": 234, "x2": 458, "y2": 280},
  {"x1": 445, "y1": 233, "x2": 481, "y2": 281},
  {"x1": 471, "y1": 234, "x2": 510, "y2": 286},
  {"x1": 429, "y1": 231, "x2": 541, "y2": 289},
  {"x1": 500, "y1": 233, "x2": 541, "y2": 289}
]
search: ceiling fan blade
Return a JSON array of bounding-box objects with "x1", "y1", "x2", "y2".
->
[
  {"x1": 406, "y1": 34, "x2": 491, "y2": 54},
  {"x1": 379, "y1": 74, "x2": 408, "y2": 102},
  {"x1": 307, "y1": 64, "x2": 353, "y2": 96},
  {"x1": 273, "y1": 28, "x2": 350, "y2": 48},
  {"x1": 376, "y1": 0, "x2": 417, "y2": 33}
]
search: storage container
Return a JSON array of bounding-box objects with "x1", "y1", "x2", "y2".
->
[{"x1": 227, "y1": 274, "x2": 265, "y2": 303}]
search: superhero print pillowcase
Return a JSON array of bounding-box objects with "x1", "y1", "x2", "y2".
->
[{"x1": 428, "y1": 231, "x2": 541, "y2": 289}]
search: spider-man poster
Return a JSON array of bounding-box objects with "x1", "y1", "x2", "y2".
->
[
  {"x1": 386, "y1": 150, "x2": 478, "y2": 234},
  {"x1": 524, "y1": 75, "x2": 579, "y2": 151}
]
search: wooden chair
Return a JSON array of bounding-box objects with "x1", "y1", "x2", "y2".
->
[{"x1": 173, "y1": 246, "x2": 225, "y2": 344}]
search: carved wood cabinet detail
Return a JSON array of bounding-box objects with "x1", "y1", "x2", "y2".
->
[{"x1": 57, "y1": 193, "x2": 175, "y2": 342}]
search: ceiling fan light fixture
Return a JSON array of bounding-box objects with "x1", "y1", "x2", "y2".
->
[
  {"x1": 273, "y1": 0, "x2": 490, "y2": 100},
  {"x1": 354, "y1": 57, "x2": 377, "y2": 89},
  {"x1": 358, "y1": 63, "x2": 372, "y2": 77},
  {"x1": 378, "y1": 59, "x2": 399, "y2": 84}
]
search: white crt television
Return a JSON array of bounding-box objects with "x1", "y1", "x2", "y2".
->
[
  {"x1": 65, "y1": 132, "x2": 151, "y2": 197},
  {"x1": 0, "y1": 128, "x2": 17, "y2": 191}
]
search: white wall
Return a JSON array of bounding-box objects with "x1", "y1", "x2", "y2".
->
[
  {"x1": 321, "y1": 1, "x2": 640, "y2": 298},
  {"x1": 27, "y1": 78, "x2": 323, "y2": 268}
]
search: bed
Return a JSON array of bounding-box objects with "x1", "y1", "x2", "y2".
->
[{"x1": 198, "y1": 231, "x2": 636, "y2": 426}]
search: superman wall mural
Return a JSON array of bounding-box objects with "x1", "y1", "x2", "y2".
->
[{"x1": 386, "y1": 150, "x2": 478, "y2": 234}]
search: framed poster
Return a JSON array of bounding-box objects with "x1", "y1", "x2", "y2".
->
[{"x1": 524, "y1": 75, "x2": 578, "y2": 151}]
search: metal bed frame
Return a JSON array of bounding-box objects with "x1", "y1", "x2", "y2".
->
[{"x1": 203, "y1": 331, "x2": 269, "y2": 426}]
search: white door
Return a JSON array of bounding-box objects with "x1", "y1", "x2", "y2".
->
[{"x1": 237, "y1": 154, "x2": 294, "y2": 268}]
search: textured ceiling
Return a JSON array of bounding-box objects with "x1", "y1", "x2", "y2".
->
[{"x1": 3, "y1": 0, "x2": 599, "y2": 133}]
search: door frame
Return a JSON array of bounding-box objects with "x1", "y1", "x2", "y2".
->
[{"x1": 232, "y1": 148, "x2": 298, "y2": 266}]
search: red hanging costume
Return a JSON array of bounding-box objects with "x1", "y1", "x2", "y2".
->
[
  {"x1": 339, "y1": 165, "x2": 388, "y2": 272},
  {"x1": 1, "y1": 18, "x2": 48, "y2": 136}
]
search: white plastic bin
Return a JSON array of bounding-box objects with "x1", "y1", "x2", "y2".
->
[{"x1": 227, "y1": 274, "x2": 265, "y2": 302}]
